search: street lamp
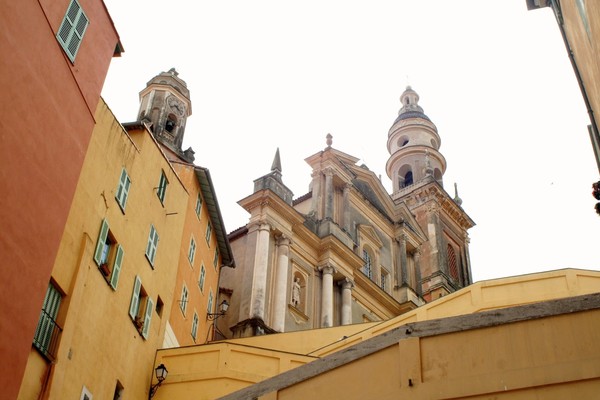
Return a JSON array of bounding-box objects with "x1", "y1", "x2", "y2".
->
[
  {"x1": 207, "y1": 300, "x2": 229, "y2": 320},
  {"x1": 149, "y1": 363, "x2": 168, "y2": 399}
]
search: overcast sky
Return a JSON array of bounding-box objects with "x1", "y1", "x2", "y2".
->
[{"x1": 101, "y1": 0, "x2": 599, "y2": 282}]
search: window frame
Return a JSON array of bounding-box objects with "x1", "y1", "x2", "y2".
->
[
  {"x1": 191, "y1": 311, "x2": 199, "y2": 341},
  {"x1": 93, "y1": 219, "x2": 123, "y2": 289},
  {"x1": 33, "y1": 283, "x2": 62, "y2": 360},
  {"x1": 195, "y1": 193, "x2": 203, "y2": 219},
  {"x1": 56, "y1": 0, "x2": 89, "y2": 63},
  {"x1": 128, "y1": 276, "x2": 153, "y2": 339},
  {"x1": 188, "y1": 236, "x2": 196, "y2": 266},
  {"x1": 198, "y1": 264, "x2": 206, "y2": 292},
  {"x1": 205, "y1": 221, "x2": 212, "y2": 245},
  {"x1": 180, "y1": 284, "x2": 189, "y2": 315}
]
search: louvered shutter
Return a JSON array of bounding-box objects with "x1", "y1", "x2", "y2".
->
[
  {"x1": 128, "y1": 276, "x2": 141, "y2": 319},
  {"x1": 141, "y1": 297, "x2": 154, "y2": 339},
  {"x1": 93, "y1": 219, "x2": 109, "y2": 265},
  {"x1": 110, "y1": 245, "x2": 124, "y2": 290}
]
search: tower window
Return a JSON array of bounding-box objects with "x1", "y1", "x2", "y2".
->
[
  {"x1": 165, "y1": 115, "x2": 177, "y2": 133},
  {"x1": 447, "y1": 244, "x2": 459, "y2": 281},
  {"x1": 404, "y1": 171, "x2": 413, "y2": 187}
]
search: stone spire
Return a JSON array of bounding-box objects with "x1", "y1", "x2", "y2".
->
[{"x1": 253, "y1": 148, "x2": 294, "y2": 205}]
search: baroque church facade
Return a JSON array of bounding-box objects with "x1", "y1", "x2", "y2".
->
[{"x1": 218, "y1": 86, "x2": 475, "y2": 338}]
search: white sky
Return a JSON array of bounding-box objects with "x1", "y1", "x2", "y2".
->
[{"x1": 101, "y1": 0, "x2": 600, "y2": 282}]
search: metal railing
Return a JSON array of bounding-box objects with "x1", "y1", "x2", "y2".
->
[{"x1": 32, "y1": 309, "x2": 62, "y2": 361}]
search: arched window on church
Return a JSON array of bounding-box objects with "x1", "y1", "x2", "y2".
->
[
  {"x1": 362, "y1": 248, "x2": 373, "y2": 280},
  {"x1": 447, "y1": 244, "x2": 459, "y2": 281},
  {"x1": 165, "y1": 114, "x2": 177, "y2": 133},
  {"x1": 398, "y1": 165, "x2": 413, "y2": 189}
]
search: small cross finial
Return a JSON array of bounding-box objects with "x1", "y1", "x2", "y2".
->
[{"x1": 326, "y1": 133, "x2": 333, "y2": 148}]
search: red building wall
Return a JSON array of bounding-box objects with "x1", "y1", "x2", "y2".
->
[{"x1": 0, "y1": 1, "x2": 120, "y2": 397}]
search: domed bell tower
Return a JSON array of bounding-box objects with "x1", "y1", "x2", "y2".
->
[
  {"x1": 386, "y1": 86, "x2": 446, "y2": 194},
  {"x1": 138, "y1": 68, "x2": 192, "y2": 158}
]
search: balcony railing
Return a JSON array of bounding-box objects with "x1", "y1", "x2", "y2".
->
[{"x1": 33, "y1": 309, "x2": 62, "y2": 361}]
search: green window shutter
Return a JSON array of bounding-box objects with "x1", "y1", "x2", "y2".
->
[
  {"x1": 116, "y1": 168, "x2": 131, "y2": 210},
  {"x1": 129, "y1": 276, "x2": 142, "y2": 320},
  {"x1": 199, "y1": 265, "x2": 206, "y2": 291},
  {"x1": 33, "y1": 283, "x2": 62, "y2": 354},
  {"x1": 145, "y1": 225, "x2": 159, "y2": 266},
  {"x1": 93, "y1": 219, "x2": 109, "y2": 266},
  {"x1": 191, "y1": 312, "x2": 199, "y2": 340},
  {"x1": 141, "y1": 296, "x2": 154, "y2": 339},
  {"x1": 110, "y1": 245, "x2": 124, "y2": 290},
  {"x1": 56, "y1": 0, "x2": 88, "y2": 62}
]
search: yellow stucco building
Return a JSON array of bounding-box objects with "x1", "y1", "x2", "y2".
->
[{"x1": 19, "y1": 98, "x2": 189, "y2": 399}]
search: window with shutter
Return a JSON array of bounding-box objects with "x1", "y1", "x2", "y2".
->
[
  {"x1": 191, "y1": 312, "x2": 199, "y2": 341},
  {"x1": 115, "y1": 168, "x2": 131, "y2": 211},
  {"x1": 141, "y1": 296, "x2": 154, "y2": 339},
  {"x1": 128, "y1": 276, "x2": 142, "y2": 320},
  {"x1": 180, "y1": 285, "x2": 188, "y2": 315},
  {"x1": 145, "y1": 225, "x2": 159, "y2": 267},
  {"x1": 110, "y1": 245, "x2": 124, "y2": 290},
  {"x1": 56, "y1": 0, "x2": 88, "y2": 62},
  {"x1": 157, "y1": 171, "x2": 168, "y2": 204},
  {"x1": 195, "y1": 194, "x2": 203, "y2": 218},
  {"x1": 198, "y1": 264, "x2": 206, "y2": 292},
  {"x1": 188, "y1": 237, "x2": 196, "y2": 265},
  {"x1": 33, "y1": 283, "x2": 62, "y2": 359}
]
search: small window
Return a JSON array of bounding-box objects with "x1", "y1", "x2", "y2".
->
[
  {"x1": 195, "y1": 194, "x2": 203, "y2": 218},
  {"x1": 191, "y1": 312, "x2": 199, "y2": 341},
  {"x1": 205, "y1": 222, "x2": 212, "y2": 245},
  {"x1": 207, "y1": 290, "x2": 214, "y2": 314},
  {"x1": 93, "y1": 219, "x2": 124, "y2": 289},
  {"x1": 362, "y1": 249, "x2": 373, "y2": 280},
  {"x1": 165, "y1": 115, "x2": 177, "y2": 133},
  {"x1": 198, "y1": 264, "x2": 206, "y2": 292},
  {"x1": 145, "y1": 224, "x2": 159, "y2": 267},
  {"x1": 380, "y1": 269, "x2": 389, "y2": 292},
  {"x1": 33, "y1": 283, "x2": 62, "y2": 359},
  {"x1": 129, "y1": 276, "x2": 153, "y2": 339},
  {"x1": 115, "y1": 168, "x2": 131, "y2": 211},
  {"x1": 448, "y1": 244, "x2": 459, "y2": 281},
  {"x1": 157, "y1": 171, "x2": 168, "y2": 204},
  {"x1": 213, "y1": 248, "x2": 219, "y2": 270},
  {"x1": 57, "y1": 0, "x2": 89, "y2": 62},
  {"x1": 188, "y1": 237, "x2": 196, "y2": 265},
  {"x1": 180, "y1": 285, "x2": 188, "y2": 315}
]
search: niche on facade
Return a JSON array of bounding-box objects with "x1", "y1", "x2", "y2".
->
[{"x1": 290, "y1": 270, "x2": 306, "y2": 313}]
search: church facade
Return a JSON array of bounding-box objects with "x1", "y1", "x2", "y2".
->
[{"x1": 219, "y1": 87, "x2": 475, "y2": 338}]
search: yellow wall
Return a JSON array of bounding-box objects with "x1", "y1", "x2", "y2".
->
[{"x1": 19, "y1": 99, "x2": 188, "y2": 400}]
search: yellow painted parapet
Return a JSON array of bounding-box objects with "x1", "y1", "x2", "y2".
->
[
  {"x1": 153, "y1": 342, "x2": 317, "y2": 400},
  {"x1": 317, "y1": 268, "x2": 600, "y2": 356}
]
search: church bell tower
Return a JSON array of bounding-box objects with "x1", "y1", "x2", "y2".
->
[{"x1": 138, "y1": 68, "x2": 193, "y2": 160}]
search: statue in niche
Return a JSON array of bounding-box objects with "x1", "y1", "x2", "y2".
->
[{"x1": 291, "y1": 276, "x2": 301, "y2": 308}]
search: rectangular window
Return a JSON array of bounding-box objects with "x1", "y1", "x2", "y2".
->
[
  {"x1": 195, "y1": 193, "x2": 203, "y2": 218},
  {"x1": 57, "y1": 0, "x2": 88, "y2": 62},
  {"x1": 380, "y1": 269, "x2": 388, "y2": 292},
  {"x1": 93, "y1": 219, "x2": 123, "y2": 289},
  {"x1": 362, "y1": 249, "x2": 373, "y2": 280},
  {"x1": 205, "y1": 222, "x2": 212, "y2": 245},
  {"x1": 180, "y1": 285, "x2": 188, "y2": 315},
  {"x1": 115, "y1": 168, "x2": 131, "y2": 211},
  {"x1": 145, "y1": 224, "x2": 159, "y2": 267},
  {"x1": 213, "y1": 248, "x2": 219, "y2": 270},
  {"x1": 157, "y1": 171, "x2": 168, "y2": 204},
  {"x1": 188, "y1": 237, "x2": 196, "y2": 265},
  {"x1": 191, "y1": 312, "x2": 199, "y2": 341},
  {"x1": 33, "y1": 283, "x2": 62, "y2": 360},
  {"x1": 207, "y1": 290, "x2": 214, "y2": 314},
  {"x1": 198, "y1": 264, "x2": 206, "y2": 292},
  {"x1": 129, "y1": 276, "x2": 153, "y2": 339}
]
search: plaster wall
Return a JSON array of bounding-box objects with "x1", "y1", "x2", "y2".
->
[{"x1": 0, "y1": 1, "x2": 120, "y2": 395}]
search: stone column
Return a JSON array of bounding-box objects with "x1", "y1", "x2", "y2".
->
[
  {"x1": 414, "y1": 249, "x2": 422, "y2": 296},
  {"x1": 342, "y1": 183, "x2": 352, "y2": 232},
  {"x1": 310, "y1": 171, "x2": 322, "y2": 219},
  {"x1": 271, "y1": 235, "x2": 290, "y2": 332},
  {"x1": 324, "y1": 168, "x2": 334, "y2": 220},
  {"x1": 399, "y1": 234, "x2": 408, "y2": 286},
  {"x1": 320, "y1": 265, "x2": 335, "y2": 328},
  {"x1": 339, "y1": 278, "x2": 354, "y2": 325},
  {"x1": 250, "y1": 223, "x2": 271, "y2": 320}
]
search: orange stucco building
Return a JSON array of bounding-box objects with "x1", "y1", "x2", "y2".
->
[{"x1": 0, "y1": 1, "x2": 122, "y2": 397}]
